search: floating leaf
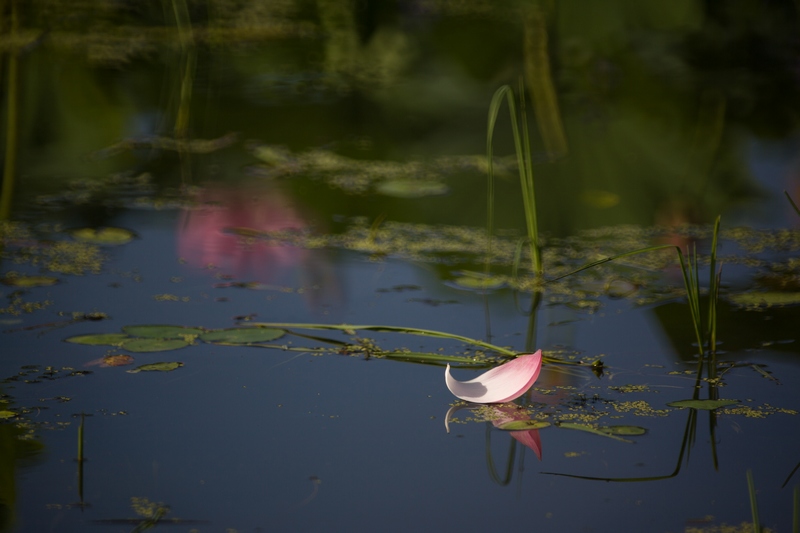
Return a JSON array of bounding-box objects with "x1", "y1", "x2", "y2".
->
[
  {"x1": 496, "y1": 420, "x2": 551, "y2": 431},
  {"x1": 200, "y1": 327, "x2": 285, "y2": 344},
  {"x1": 729, "y1": 291, "x2": 800, "y2": 308},
  {"x1": 375, "y1": 179, "x2": 448, "y2": 198},
  {"x1": 69, "y1": 227, "x2": 136, "y2": 245},
  {"x1": 122, "y1": 325, "x2": 204, "y2": 339},
  {"x1": 667, "y1": 399, "x2": 739, "y2": 410},
  {"x1": 606, "y1": 425, "x2": 647, "y2": 436},
  {"x1": 0, "y1": 410, "x2": 16, "y2": 419},
  {"x1": 448, "y1": 271, "x2": 506, "y2": 291},
  {"x1": 252, "y1": 144, "x2": 292, "y2": 166},
  {"x1": 127, "y1": 362, "x2": 183, "y2": 373},
  {"x1": 450, "y1": 275, "x2": 506, "y2": 290},
  {"x1": 65, "y1": 333, "x2": 130, "y2": 346},
  {"x1": 101, "y1": 355, "x2": 135, "y2": 367},
  {"x1": 556, "y1": 423, "x2": 635, "y2": 443},
  {"x1": 1, "y1": 275, "x2": 59, "y2": 287},
  {"x1": 121, "y1": 338, "x2": 189, "y2": 353}
]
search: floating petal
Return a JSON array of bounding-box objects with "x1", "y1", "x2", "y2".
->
[{"x1": 444, "y1": 350, "x2": 542, "y2": 403}]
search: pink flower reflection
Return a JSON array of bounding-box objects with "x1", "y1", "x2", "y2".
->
[
  {"x1": 489, "y1": 405, "x2": 542, "y2": 460},
  {"x1": 444, "y1": 402, "x2": 543, "y2": 461},
  {"x1": 178, "y1": 183, "x2": 309, "y2": 281}
]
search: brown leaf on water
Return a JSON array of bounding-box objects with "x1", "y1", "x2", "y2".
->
[
  {"x1": 86, "y1": 355, "x2": 135, "y2": 367},
  {"x1": 102, "y1": 355, "x2": 135, "y2": 367}
]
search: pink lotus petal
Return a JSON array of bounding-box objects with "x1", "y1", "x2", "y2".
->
[{"x1": 445, "y1": 350, "x2": 542, "y2": 403}]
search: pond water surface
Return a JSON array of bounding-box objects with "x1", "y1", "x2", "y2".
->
[{"x1": 2, "y1": 2, "x2": 800, "y2": 532}]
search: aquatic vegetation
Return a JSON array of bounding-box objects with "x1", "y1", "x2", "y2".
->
[
  {"x1": 666, "y1": 399, "x2": 739, "y2": 410},
  {"x1": 444, "y1": 350, "x2": 542, "y2": 403},
  {"x1": 119, "y1": 338, "x2": 189, "y2": 353},
  {"x1": 199, "y1": 327, "x2": 285, "y2": 344},
  {"x1": 68, "y1": 227, "x2": 136, "y2": 246},
  {"x1": 250, "y1": 144, "x2": 501, "y2": 195},
  {"x1": 121, "y1": 325, "x2": 203, "y2": 339},
  {"x1": 554, "y1": 422, "x2": 646, "y2": 444},
  {"x1": 0, "y1": 274, "x2": 58, "y2": 287},
  {"x1": 85, "y1": 355, "x2": 135, "y2": 368},
  {"x1": 374, "y1": 179, "x2": 449, "y2": 198},
  {"x1": 486, "y1": 84, "x2": 542, "y2": 276},
  {"x1": 66, "y1": 333, "x2": 131, "y2": 346},
  {"x1": 127, "y1": 362, "x2": 183, "y2": 373}
]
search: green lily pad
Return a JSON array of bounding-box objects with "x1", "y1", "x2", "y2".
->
[
  {"x1": 729, "y1": 291, "x2": 800, "y2": 308},
  {"x1": 606, "y1": 425, "x2": 647, "y2": 436},
  {"x1": 121, "y1": 338, "x2": 189, "y2": 352},
  {"x1": 497, "y1": 420, "x2": 551, "y2": 431},
  {"x1": 69, "y1": 227, "x2": 136, "y2": 245},
  {"x1": 449, "y1": 271, "x2": 506, "y2": 291},
  {"x1": 1, "y1": 275, "x2": 59, "y2": 287},
  {"x1": 122, "y1": 325, "x2": 204, "y2": 339},
  {"x1": 127, "y1": 361, "x2": 183, "y2": 373},
  {"x1": 375, "y1": 179, "x2": 448, "y2": 198},
  {"x1": 451, "y1": 276, "x2": 506, "y2": 290},
  {"x1": 65, "y1": 333, "x2": 130, "y2": 346},
  {"x1": 667, "y1": 399, "x2": 739, "y2": 410},
  {"x1": 252, "y1": 144, "x2": 292, "y2": 166},
  {"x1": 199, "y1": 327, "x2": 285, "y2": 344},
  {"x1": 556, "y1": 422, "x2": 635, "y2": 443},
  {"x1": 0, "y1": 410, "x2": 16, "y2": 419}
]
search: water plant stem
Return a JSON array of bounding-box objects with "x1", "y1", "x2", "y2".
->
[
  {"x1": 250, "y1": 322, "x2": 571, "y2": 366},
  {"x1": 487, "y1": 85, "x2": 542, "y2": 277},
  {"x1": 747, "y1": 469, "x2": 761, "y2": 533},
  {"x1": 252, "y1": 322, "x2": 517, "y2": 356},
  {"x1": 550, "y1": 216, "x2": 722, "y2": 371},
  {"x1": 0, "y1": 0, "x2": 18, "y2": 220},
  {"x1": 785, "y1": 190, "x2": 800, "y2": 217}
]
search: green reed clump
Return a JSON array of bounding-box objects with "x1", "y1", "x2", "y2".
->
[
  {"x1": 551, "y1": 216, "x2": 722, "y2": 372},
  {"x1": 486, "y1": 83, "x2": 541, "y2": 277}
]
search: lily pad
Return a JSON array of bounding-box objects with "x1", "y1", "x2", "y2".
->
[
  {"x1": 496, "y1": 420, "x2": 551, "y2": 431},
  {"x1": 556, "y1": 422, "x2": 635, "y2": 443},
  {"x1": 667, "y1": 399, "x2": 739, "y2": 410},
  {"x1": 199, "y1": 327, "x2": 285, "y2": 344},
  {"x1": 122, "y1": 325, "x2": 204, "y2": 339},
  {"x1": 448, "y1": 271, "x2": 506, "y2": 291},
  {"x1": 252, "y1": 144, "x2": 292, "y2": 166},
  {"x1": 375, "y1": 179, "x2": 448, "y2": 198},
  {"x1": 69, "y1": 227, "x2": 136, "y2": 245},
  {"x1": 121, "y1": 338, "x2": 189, "y2": 352},
  {"x1": 1, "y1": 275, "x2": 59, "y2": 287},
  {"x1": 65, "y1": 333, "x2": 130, "y2": 346},
  {"x1": 606, "y1": 425, "x2": 647, "y2": 436},
  {"x1": 0, "y1": 410, "x2": 16, "y2": 419},
  {"x1": 127, "y1": 361, "x2": 183, "y2": 373}
]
